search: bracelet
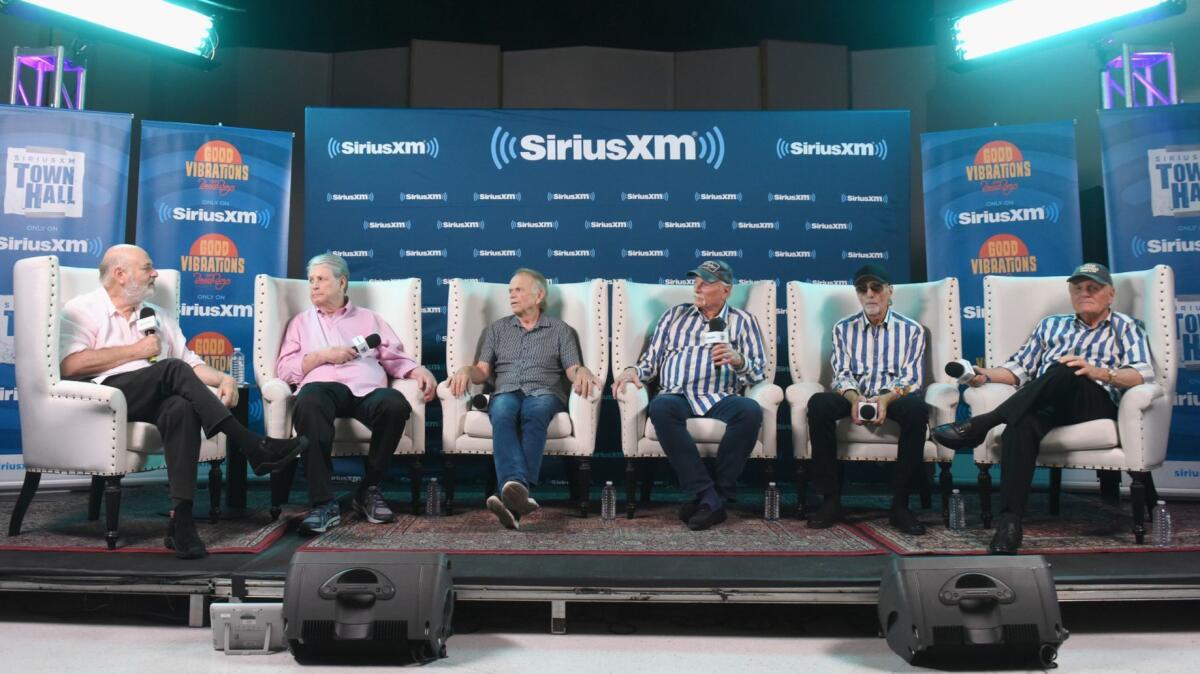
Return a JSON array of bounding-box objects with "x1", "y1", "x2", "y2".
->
[{"x1": 983, "y1": 373, "x2": 992, "y2": 384}]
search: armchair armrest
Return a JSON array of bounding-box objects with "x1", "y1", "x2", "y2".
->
[
  {"x1": 258, "y1": 377, "x2": 295, "y2": 439},
  {"x1": 436, "y1": 380, "x2": 471, "y2": 453},
  {"x1": 615, "y1": 381, "x2": 649, "y2": 457},
  {"x1": 784, "y1": 382, "x2": 827, "y2": 460},
  {"x1": 962, "y1": 382, "x2": 1017, "y2": 415},
  {"x1": 27, "y1": 381, "x2": 129, "y2": 473},
  {"x1": 567, "y1": 387, "x2": 603, "y2": 455},
  {"x1": 746, "y1": 381, "x2": 783, "y2": 458},
  {"x1": 1117, "y1": 383, "x2": 1170, "y2": 470},
  {"x1": 924, "y1": 382, "x2": 960, "y2": 426},
  {"x1": 390, "y1": 377, "x2": 426, "y2": 453}
]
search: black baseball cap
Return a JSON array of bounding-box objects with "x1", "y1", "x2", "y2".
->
[
  {"x1": 687, "y1": 260, "x2": 734, "y2": 285},
  {"x1": 1067, "y1": 262, "x2": 1113, "y2": 286},
  {"x1": 853, "y1": 263, "x2": 891, "y2": 285}
]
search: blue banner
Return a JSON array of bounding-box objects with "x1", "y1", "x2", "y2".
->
[
  {"x1": 0, "y1": 105, "x2": 131, "y2": 485},
  {"x1": 135, "y1": 121, "x2": 293, "y2": 431},
  {"x1": 1100, "y1": 104, "x2": 1200, "y2": 483},
  {"x1": 922, "y1": 121, "x2": 1083, "y2": 361}
]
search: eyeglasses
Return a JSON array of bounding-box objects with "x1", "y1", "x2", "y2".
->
[{"x1": 855, "y1": 281, "x2": 886, "y2": 294}]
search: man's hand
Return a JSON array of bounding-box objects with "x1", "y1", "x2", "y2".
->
[
  {"x1": 872, "y1": 392, "x2": 898, "y2": 425},
  {"x1": 448, "y1": 366, "x2": 476, "y2": 398},
  {"x1": 711, "y1": 343, "x2": 744, "y2": 369},
  {"x1": 405, "y1": 366, "x2": 437, "y2": 402},
  {"x1": 845, "y1": 390, "x2": 863, "y2": 425},
  {"x1": 571, "y1": 366, "x2": 601, "y2": 398},
  {"x1": 216, "y1": 373, "x2": 239, "y2": 408},
  {"x1": 323, "y1": 346, "x2": 357, "y2": 365},
  {"x1": 133, "y1": 333, "x2": 162, "y2": 360},
  {"x1": 1058, "y1": 354, "x2": 1104, "y2": 382},
  {"x1": 611, "y1": 367, "x2": 643, "y2": 397}
]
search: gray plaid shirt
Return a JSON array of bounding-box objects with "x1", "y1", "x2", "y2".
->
[{"x1": 479, "y1": 313, "x2": 582, "y2": 404}]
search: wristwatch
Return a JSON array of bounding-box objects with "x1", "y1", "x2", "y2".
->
[{"x1": 1107, "y1": 367, "x2": 1119, "y2": 385}]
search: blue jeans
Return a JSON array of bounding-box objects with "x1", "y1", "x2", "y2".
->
[
  {"x1": 648, "y1": 394, "x2": 763, "y2": 499},
  {"x1": 488, "y1": 391, "x2": 565, "y2": 487}
]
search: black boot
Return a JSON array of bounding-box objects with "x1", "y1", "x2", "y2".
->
[
  {"x1": 245, "y1": 436, "x2": 309, "y2": 476},
  {"x1": 170, "y1": 508, "x2": 208, "y2": 560}
]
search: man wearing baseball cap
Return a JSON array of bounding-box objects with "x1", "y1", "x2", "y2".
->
[
  {"x1": 932, "y1": 263, "x2": 1155, "y2": 554},
  {"x1": 612, "y1": 260, "x2": 768, "y2": 530}
]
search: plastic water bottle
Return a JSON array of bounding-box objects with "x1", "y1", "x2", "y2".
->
[
  {"x1": 425, "y1": 478, "x2": 443, "y2": 517},
  {"x1": 764, "y1": 481, "x2": 781, "y2": 521},
  {"x1": 1152, "y1": 500, "x2": 1173, "y2": 548},
  {"x1": 949, "y1": 489, "x2": 966, "y2": 532},
  {"x1": 230, "y1": 347, "x2": 246, "y2": 386},
  {"x1": 600, "y1": 481, "x2": 617, "y2": 520}
]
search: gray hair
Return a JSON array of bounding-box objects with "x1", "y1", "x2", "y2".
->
[
  {"x1": 98, "y1": 244, "x2": 143, "y2": 289},
  {"x1": 306, "y1": 253, "x2": 350, "y2": 282},
  {"x1": 514, "y1": 267, "x2": 548, "y2": 311}
]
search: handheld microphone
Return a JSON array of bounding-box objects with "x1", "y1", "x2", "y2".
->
[
  {"x1": 857, "y1": 400, "x2": 878, "y2": 421},
  {"x1": 945, "y1": 359, "x2": 977, "y2": 385},
  {"x1": 703, "y1": 317, "x2": 729, "y2": 346},
  {"x1": 352, "y1": 333, "x2": 382, "y2": 357},
  {"x1": 137, "y1": 307, "x2": 160, "y2": 363},
  {"x1": 471, "y1": 393, "x2": 490, "y2": 411}
]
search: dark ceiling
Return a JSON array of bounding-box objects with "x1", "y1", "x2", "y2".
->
[{"x1": 211, "y1": 0, "x2": 939, "y2": 53}]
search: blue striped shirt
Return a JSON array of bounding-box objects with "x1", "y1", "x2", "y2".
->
[
  {"x1": 1002, "y1": 310, "x2": 1154, "y2": 402},
  {"x1": 831, "y1": 309, "x2": 925, "y2": 397},
  {"x1": 635, "y1": 302, "x2": 767, "y2": 415}
]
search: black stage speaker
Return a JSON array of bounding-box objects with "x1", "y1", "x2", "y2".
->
[
  {"x1": 282, "y1": 550, "x2": 454, "y2": 663},
  {"x1": 878, "y1": 555, "x2": 1069, "y2": 668}
]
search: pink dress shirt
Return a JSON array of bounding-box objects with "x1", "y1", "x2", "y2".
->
[
  {"x1": 275, "y1": 300, "x2": 419, "y2": 397},
  {"x1": 60, "y1": 287, "x2": 205, "y2": 383}
]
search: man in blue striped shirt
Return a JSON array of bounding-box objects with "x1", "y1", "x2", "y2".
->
[
  {"x1": 933, "y1": 263, "x2": 1155, "y2": 554},
  {"x1": 805, "y1": 264, "x2": 930, "y2": 535},
  {"x1": 612, "y1": 260, "x2": 767, "y2": 530}
]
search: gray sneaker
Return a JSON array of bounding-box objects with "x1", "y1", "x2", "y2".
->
[
  {"x1": 300, "y1": 500, "x2": 341, "y2": 534},
  {"x1": 500, "y1": 480, "x2": 540, "y2": 516},
  {"x1": 486, "y1": 495, "x2": 519, "y2": 530},
  {"x1": 353, "y1": 485, "x2": 395, "y2": 524}
]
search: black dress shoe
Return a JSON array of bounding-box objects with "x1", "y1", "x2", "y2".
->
[
  {"x1": 888, "y1": 507, "x2": 927, "y2": 536},
  {"x1": 806, "y1": 499, "x2": 843, "y2": 529},
  {"x1": 169, "y1": 511, "x2": 208, "y2": 560},
  {"x1": 989, "y1": 515, "x2": 1023, "y2": 555},
  {"x1": 678, "y1": 500, "x2": 701, "y2": 523},
  {"x1": 931, "y1": 419, "x2": 990, "y2": 450},
  {"x1": 687, "y1": 504, "x2": 727, "y2": 531},
  {"x1": 247, "y1": 436, "x2": 309, "y2": 476}
]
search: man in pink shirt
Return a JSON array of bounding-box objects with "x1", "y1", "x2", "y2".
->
[
  {"x1": 276, "y1": 254, "x2": 436, "y2": 534},
  {"x1": 60, "y1": 245, "x2": 308, "y2": 559}
]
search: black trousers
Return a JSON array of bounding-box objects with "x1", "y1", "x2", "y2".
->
[
  {"x1": 806, "y1": 391, "x2": 929, "y2": 503},
  {"x1": 103, "y1": 359, "x2": 233, "y2": 502},
  {"x1": 996, "y1": 363, "x2": 1118, "y2": 517},
  {"x1": 292, "y1": 381, "x2": 412, "y2": 505}
]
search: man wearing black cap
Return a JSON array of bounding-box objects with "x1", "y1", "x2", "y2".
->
[
  {"x1": 932, "y1": 262, "x2": 1155, "y2": 553},
  {"x1": 805, "y1": 264, "x2": 930, "y2": 535},
  {"x1": 612, "y1": 260, "x2": 767, "y2": 530}
]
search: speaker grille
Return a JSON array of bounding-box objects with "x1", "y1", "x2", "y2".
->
[
  {"x1": 1003, "y1": 623, "x2": 1040, "y2": 644},
  {"x1": 301, "y1": 620, "x2": 409, "y2": 643},
  {"x1": 932, "y1": 625, "x2": 965, "y2": 645},
  {"x1": 302, "y1": 620, "x2": 335, "y2": 642}
]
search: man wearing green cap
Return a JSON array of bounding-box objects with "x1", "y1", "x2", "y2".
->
[{"x1": 932, "y1": 262, "x2": 1155, "y2": 554}]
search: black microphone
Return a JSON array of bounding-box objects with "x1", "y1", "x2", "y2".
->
[
  {"x1": 136, "y1": 307, "x2": 159, "y2": 363},
  {"x1": 471, "y1": 393, "x2": 490, "y2": 411},
  {"x1": 703, "y1": 317, "x2": 728, "y2": 346},
  {"x1": 352, "y1": 333, "x2": 381, "y2": 356}
]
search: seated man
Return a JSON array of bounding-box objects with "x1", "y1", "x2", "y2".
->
[
  {"x1": 447, "y1": 268, "x2": 599, "y2": 530},
  {"x1": 60, "y1": 245, "x2": 306, "y2": 559},
  {"x1": 805, "y1": 264, "x2": 929, "y2": 535},
  {"x1": 612, "y1": 260, "x2": 766, "y2": 531},
  {"x1": 276, "y1": 254, "x2": 437, "y2": 534},
  {"x1": 933, "y1": 263, "x2": 1154, "y2": 554}
]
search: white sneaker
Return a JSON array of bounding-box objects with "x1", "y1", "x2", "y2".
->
[
  {"x1": 501, "y1": 480, "x2": 540, "y2": 516},
  {"x1": 486, "y1": 495, "x2": 518, "y2": 530}
]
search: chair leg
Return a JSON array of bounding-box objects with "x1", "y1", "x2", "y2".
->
[
  {"x1": 103, "y1": 476, "x2": 123, "y2": 550},
  {"x1": 564, "y1": 457, "x2": 579, "y2": 503},
  {"x1": 976, "y1": 463, "x2": 993, "y2": 529},
  {"x1": 764, "y1": 460, "x2": 777, "y2": 499},
  {"x1": 88, "y1": 475, "x2": 103, "y2": 521},
  {"x1": 625, "y1": 458, "x2": 638, "y2": 519},
  {"x1": 269, "y1": 460, "x2": 298, "y2": 521},
  {"x1": 1145, "y1": 472, "x2": 1159, "y2": 517},
  {"x1": 918, "y1": 463, "x2": 933, "y2": 510},
  {"x1": 577, "y1": 458, "x2": 592, "y2": 518},
  {"x1": 208, "y1": 460, "x2": 223, "y2": 524},
  {"x1": 443, "y1": 457, "x2": 456, "y2": 515},
  {"x1": 8, "y1": 471, "x2": 41, "y2": 536},
  {"x1": 638, "y1": 458, "x2": 656, "y2": 504},
  {"x1": 1099, "y1": 469, "x2": 1121, "y2": 507},
  {"x1": 795, "y1": 460, "x2": 809, "y2": 519},
  {"x1": 484, "y1": 468, "x2": 497, "y2": 501},
  {"x1": 409, "y1": 458, "x2": 424, "y2": 516},
  {"x1": 939, "y1": 462, "x2": 953, "y2": 526},
  {"x1": 1048, "y1": 467, "x2": 1062, "y2": 516},
  {"x1": 1130, "y1": 471, "x2": 1149, "y2": 544}
]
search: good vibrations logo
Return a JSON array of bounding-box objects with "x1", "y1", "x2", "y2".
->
[
  {"x1": 4, "y1": 146, "x2": 85, "y2": 217},
  {"x1": 490, "y1": 126, "x2": 725, "y2": 170},
  {"x1": 326, "y1": 137, "x2": 440, "y2": 159},
  {"x1": 965, "y1": 140, "x2": 1031, "y2": 196},
  {"x1": 970, "y1": 233, "x2": 1037, "y2": 275},
  {"x1": 186, "y1": 140, "x2": 249, "y2": 196},
  {"x1": 187, "y1": 331, "x2": 233, "y2": 373},
  {"x1": 775, "y1": 138, "x2": 888, "y2": 161},
  {"x1": 181, "y1": 233, "x2": 246, "y2": 291}
]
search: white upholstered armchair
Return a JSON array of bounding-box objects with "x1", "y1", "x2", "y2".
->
[
  {"x1": 784, "y1": 279, "x2": 962, "y2": 520},
  {"x1": 966, "y1": 265, "x2": 1176, "y2": 543},
  {"x1": 435, "y1": 279, "x2": 607, "y2": 517},
  {"x1": 611, "y1": 280, "x2": 783, "y2": 518},
  {"x1": 8, "y1": 255, "x2": 226, "y2": 550},
  {"x1": 254, "y1": 275, "x2": 426, "y2": 517}
]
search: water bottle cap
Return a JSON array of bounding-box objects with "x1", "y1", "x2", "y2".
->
[
  {"x1": 768, "y1": 481, "x2": 776, "y2": 487},
  {"x1": 1157, "y1": 500, "x2": 1166, "y2": 505},
  {"x1": 952, "y1": 489, "x2": 960, "y2": 494},
  {"x1": 431, "y1": 477, "x2": 438, "y2": 483},
  {"x1": 605, "y1": 481, "x2": 613, "y2": 486}
]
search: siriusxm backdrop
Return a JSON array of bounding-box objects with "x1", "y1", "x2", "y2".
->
[
  {"x1": 921, "y1": 120, "x2": 1084, "y2": 362},
  {"x1": 305, "y1": 108, "x2": 912, "y2": 452},
  {"x1": 135, "y1": 121, "x2": 293, "y2": 432},
  {"x1": 0, "y1": 106, "x2": 131, "y2": 487},
  {"x1": 1100, "y1": 103, "x2": 1200, "y2": 490}
]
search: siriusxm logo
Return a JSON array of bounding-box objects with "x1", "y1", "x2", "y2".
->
[
  {"x1": 181, "y1": 303, "x2": 253, "y2": 318},
  {"x1": 658, "y1": 278, "x2": 694, "y2": 285},
  {"x1": 769, "y1": 249, "x2": 816, "y2": 259},
  {"x1": 326, "y1": 192, "x2": 373, "y2": 202},
  {"x1": 775, "y1": 138, "x2": 888, "y2": 161},
  {"x1": 363, "y1": 220, "x2": 410, "y2": 230},
  {"x1": 805, "y1": 221, "x2": 852, "y2": 231},
  {"x1": 1132, "y1": 236, "x2": 1200, "y2": 257},
  {"x1": 841, "y1": 193, "x2": 888, "y2": 204},
  {"x1": 160, "y1": 204, "x2": 271, "y2": 229},
  {"x1": 437, "y1": 220, "x2": 485, "y2": 230},
  {"x1": 547, "y1": 192, "x2": 595, "y2": 201},
  {"x1": 695, "y1": 192, "x2": 742, "y2": 201},
  {"x1": 842, "y1": 250, "x2": 890, "y2": 260},
  {"x1": 491, "y1": 126, "x2": 725, "y2": 169},
  {"x1": 586, "y1": 220, "x2": 632, "y2": 230},
  {"x1": 331, "y1": 249, "x2": 374, "y2": 258},
  {"x1": 944, "y1": 203, "x2": 1060, "y2": 229},
  {"x1": 805, "y1": 279, "x2": 849, "y2": 285},
  {"x1": 399, "y1": 192, "x2": 448, "y2": 202},
  {"x1": 1176, "y1": 392, "x2": 1200, "y2": 407},
  {"x1": 511, "y1": 220, "x2": 559, "y2": 230},
  {"x1": 327, "y1": 137, "x2": 440, "y2": 158},
  {"x1": 474, "y1": 248, "x2": 522, "y2": 258},
  {"x1": 0, "y1": 386, "x2": 16, "y2": 401},
  {"x1": 0, "y1": 236, "x2": 102, "y2": 257},
  {"x1": 659, "y1": 220, "x2": 706, "y2": 230},
  {"x1": 474, "y1": 192, "x2": 521, "y2": 201},
  {"x1": 422, "y1": 306, "x2": 446, "y2": 314},
  {"x1": 694, "y1": 249, "x2": 742, "y2": 258},
  {"x1": 436, "y1": 276, "x2": 480, "y2": 285},
  {"x1": 622, "y1": 192, "x2": 668, "y2": 201},
  {"x1": 732, "y1": 220, "x2": 779, "y2": 230},
  {"x1": 963, "y1": 305, "x2": 986, "y2": 320},
  {"x1": 547, "y1": 248, "x2": 596, "y2": 258},
  {"x1": 399, "y1": 249, "x2": 448, "y2": 258},
  {"x1": 622, "y1": 248, "x2": 669, "y2": 258},
  {"x1": 769, "y1": 193, "x2": 816, "y2": 202}
]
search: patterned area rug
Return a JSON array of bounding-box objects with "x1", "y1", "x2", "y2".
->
[
  {"x1": 0, "y1": 485, "x2": 296, "y2": 554},
  {"x1": 855, "y1": 492, "x2": 1200, "y2": 555},
  {"x1": 300, "y1": 500, "x2": 886, "y2": 556}
]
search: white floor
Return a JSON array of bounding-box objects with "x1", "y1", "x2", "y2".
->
[{"x1": 1, "y1": 597, "x2": 1198, "y2": 673}]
